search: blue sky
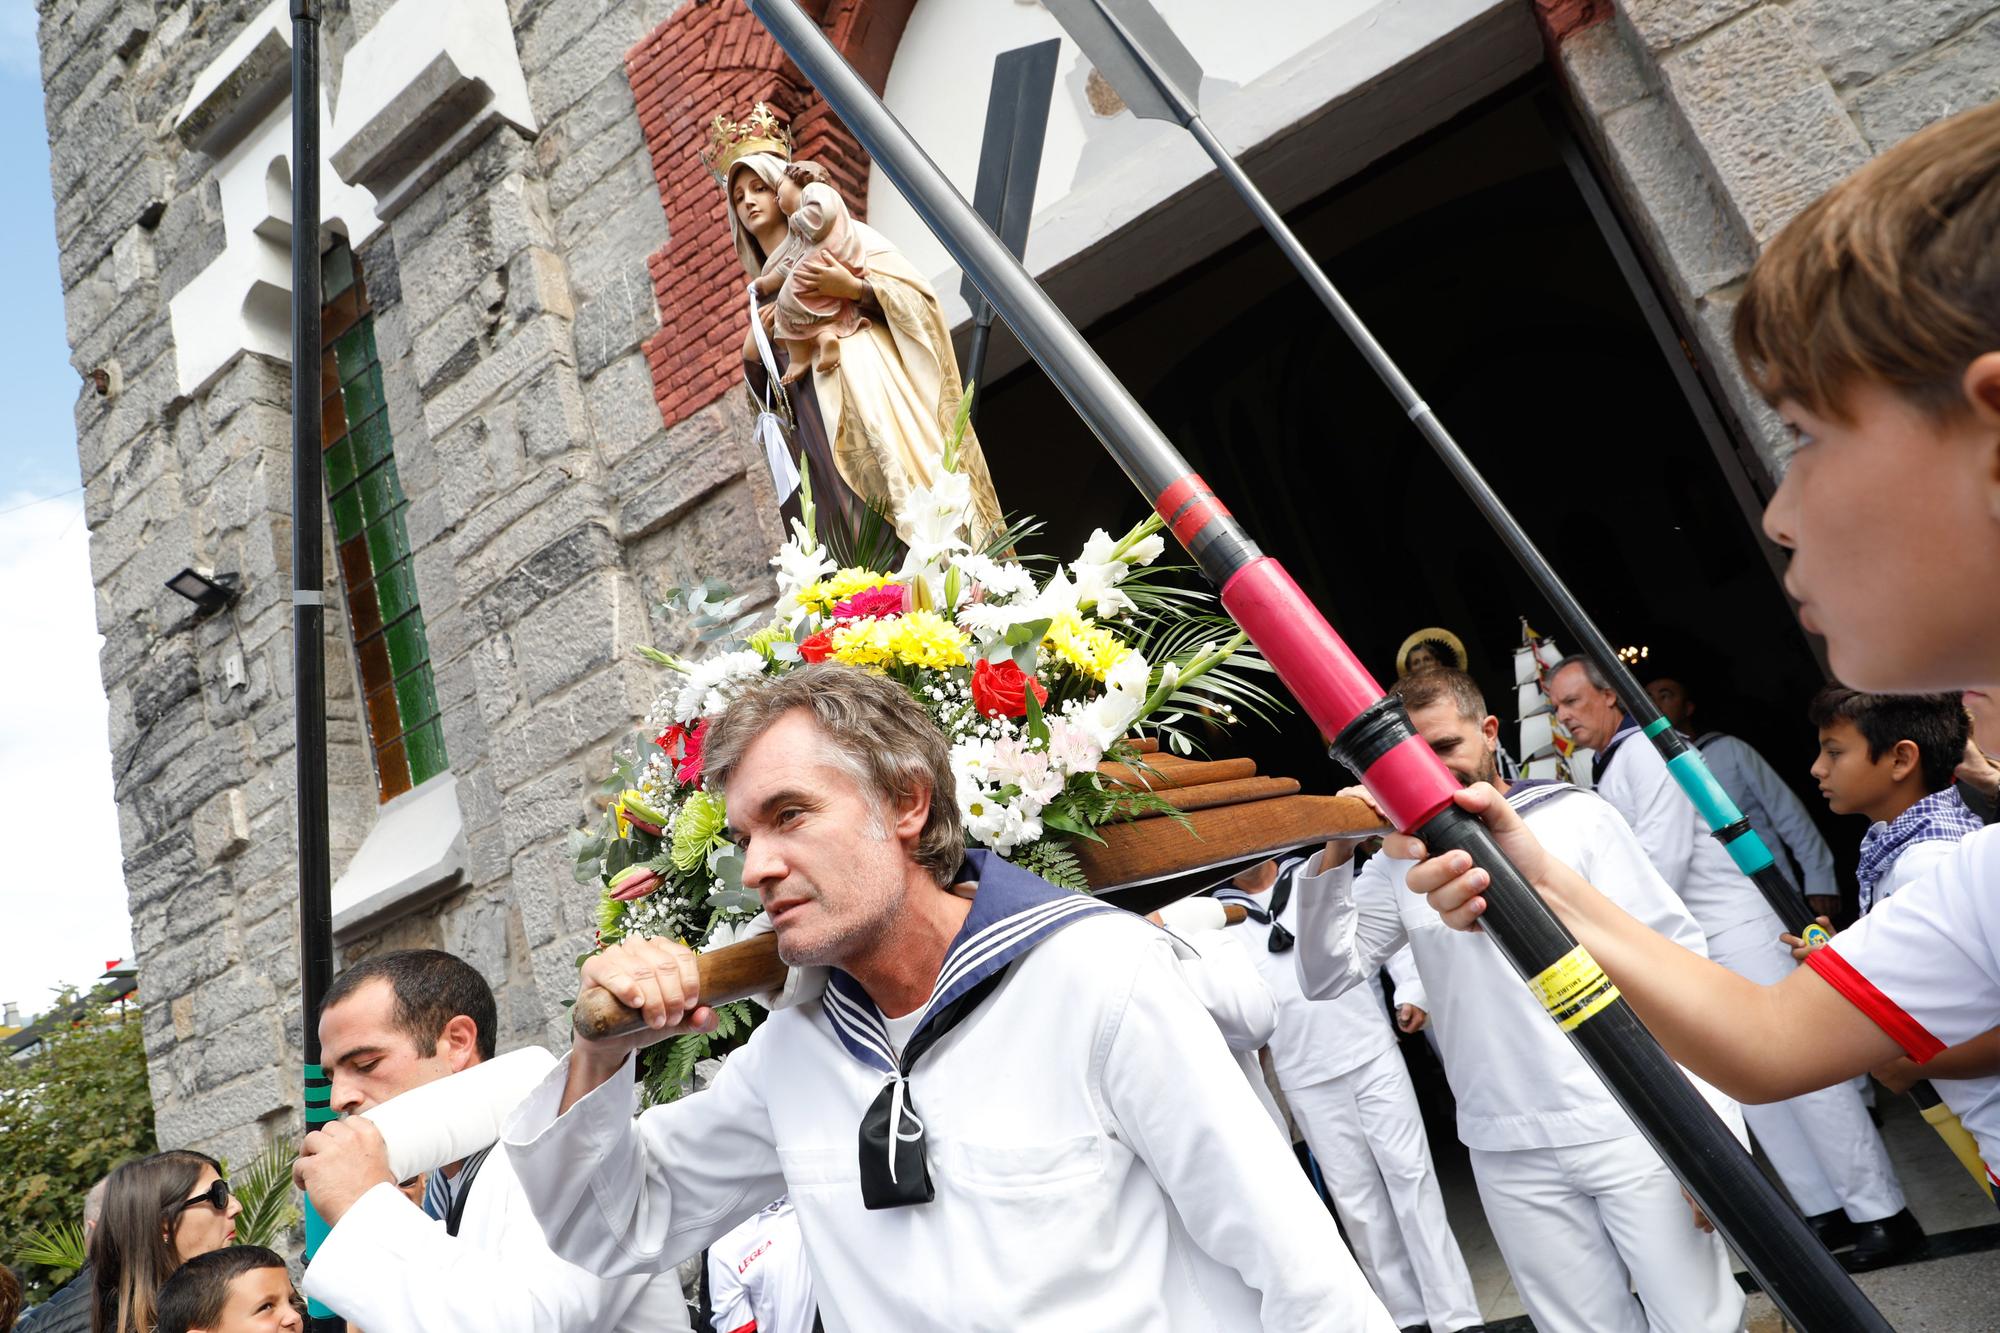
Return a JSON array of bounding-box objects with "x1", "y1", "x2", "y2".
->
[{"x1": 0, "y1": 0, "x2": 135, "y2": 1020}]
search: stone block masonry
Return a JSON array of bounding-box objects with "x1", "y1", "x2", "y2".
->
[
  {"x1": 1547, "y1": 0, "x2": 2000, "y2": 480},
  {"x1": 41, "y1": 0, "x2": 782, "y2": 1160}
]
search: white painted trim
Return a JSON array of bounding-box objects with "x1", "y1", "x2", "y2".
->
[
  {"x1": 331, "y1": 773, "x2": 468, "y2": 940},
  {"x1": 327, "y1": 0, "x2": 537, "y2": 218}
]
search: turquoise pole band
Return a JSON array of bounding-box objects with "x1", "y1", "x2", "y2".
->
[
  {"x1": 1664, "y1": 751, "x2": 1776, "y2": 875},
  {"x1": 302, "y1": 1061, "x2": 339, "y2": 1317},
  {"x1": 303, "y1": 1196, "x2": 334, "y2": 1316},
  {"x1": 1643, "y1": 716, "x2": 1672, "y2": 738}
]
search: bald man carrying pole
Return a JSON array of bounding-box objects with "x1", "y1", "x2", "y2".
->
[{"x1": 501, "y1": 663, "x2": 1393, "y2": 1330}]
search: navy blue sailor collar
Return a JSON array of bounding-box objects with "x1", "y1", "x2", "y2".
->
[
  {"x1": 1590, "y1": 714, "x2": 1640, "y2": 785},
  {"x1": 818, "y1": 849, "x2": 1117, "y2": 1076},
  {"x1": 1506, "y1": 776, "x2": 1583, "y2": 817}
]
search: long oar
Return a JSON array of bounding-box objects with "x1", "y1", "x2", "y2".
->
[
  {"x1": 1044, "y1": 0, "x2": 1986, "y2": 1202},
  {"x1": 737, "y1": 2, "x2": 1888, "y2": 1326},
  {"x1": 286, "y1": 1, "x2": 341, "y2": 1328}
]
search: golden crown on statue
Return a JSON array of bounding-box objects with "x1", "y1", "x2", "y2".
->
[{"x1": 701, "y1": 103, "x2": 793, "y2": 183}]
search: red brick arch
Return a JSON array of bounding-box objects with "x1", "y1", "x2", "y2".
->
[{"x1": 626, "y1": 0, "x2": 918, "y2": 429}]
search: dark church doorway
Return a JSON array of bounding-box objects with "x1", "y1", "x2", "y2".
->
[{"x1": 976, "y1": 80, "x2": 1838, "y2": 874}]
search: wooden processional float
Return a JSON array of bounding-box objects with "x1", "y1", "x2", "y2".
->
[{"x1": 573, "y1": 741, "x2": 1387, "y2": 1040}]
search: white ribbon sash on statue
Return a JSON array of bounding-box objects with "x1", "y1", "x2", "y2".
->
[{"x1": 748, "y1": 284, "x2": 802, "y2": 503}]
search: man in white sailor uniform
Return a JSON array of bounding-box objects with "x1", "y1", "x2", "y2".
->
[
  {"x1": 289, "y1": 949, "x2": 692, "y2": 1331},
  {"x1": 1213, "y1": 858, "x2": 1483, "y2": 1333},
  {"x1": 1294, "y1": 669, "x2": 1749, "y2": 1333},
  {"x1": 1550, "y1": 656, "x2": 1920, "y2": 1270},
  {"x1": 502, "y1": 663, "x2": 1395, "y2": 1331}
]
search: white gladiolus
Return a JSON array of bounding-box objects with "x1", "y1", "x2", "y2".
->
[
  {"x1": 770, "y1": 523, "x2": 834, "y2": 621},
  {"x1": 953, "y1": 553, "x2": 1037, "y2": 604},
  {"x1": 900, "y1": 469, "x2": 975, "y2": 570}
]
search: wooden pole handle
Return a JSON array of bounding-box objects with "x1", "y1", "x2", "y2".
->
[
  {"x1": 572, "y1": 931, "x2": 788, "y2": 1041},
  {"x1": 1220, "y1": 902, "x2": 1248, "y2": 925},
  {"x1": 576, "y1": 899, "x2": 1247, "y2": 1039}
]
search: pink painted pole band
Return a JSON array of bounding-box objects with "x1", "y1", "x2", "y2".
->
[{"x1": 1220, "y1": 557, "x2": 1458, "y2": 831}]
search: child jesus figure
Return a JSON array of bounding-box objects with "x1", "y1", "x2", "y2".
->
[{"x1": 752, "y1": 161, "x2": 871, "y2": 383}]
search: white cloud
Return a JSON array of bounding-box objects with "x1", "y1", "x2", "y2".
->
[
  {"x1": 0, "y1": 2, "x2": 40, "y2": 82},
  {"x1": 0, "y1": 492, "x2": 132, "y2": 1021}
]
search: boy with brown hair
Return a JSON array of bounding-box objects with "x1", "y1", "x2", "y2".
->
[
  {"x1": 1808, "y1": 687, "x2": 1979, "y2": 912},
  {"x1": 1385, "y1": 99, "x2": 2000, "y2": 1199},
  {"x1": 152, "y1": 1247, "x2": 301, "y2": 1333}
]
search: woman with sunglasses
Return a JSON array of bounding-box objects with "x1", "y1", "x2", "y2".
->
[{"x1": 90, "y1": 1151, "x2": 241, "y2": 1333}]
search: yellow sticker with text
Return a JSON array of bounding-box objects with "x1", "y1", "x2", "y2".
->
[{"x1": 1531, "y1": 945, "x2": 1621, "y2": 1032}]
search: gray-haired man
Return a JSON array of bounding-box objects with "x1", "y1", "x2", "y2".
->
[{"x1": 504, "y1": 662, "x2": 1393, "y2": 1330}]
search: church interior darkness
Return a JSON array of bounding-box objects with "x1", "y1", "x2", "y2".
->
[{"x1": 975, "y1": 83, "x2": 1846, "y2": 883}]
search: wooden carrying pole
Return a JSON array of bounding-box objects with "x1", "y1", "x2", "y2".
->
[{"x1": 574, "y1": 757, "x2": 1385, "y2": 1041}]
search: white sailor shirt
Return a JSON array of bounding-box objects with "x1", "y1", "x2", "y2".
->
[
  {"x1": 1813, "y1": 827, "x2": 2000, "y2": 1186},
  {"x1": 1593, "y1": 721, "x2": 1774, "y2": 936},
  {"x1": 1216, "y1": 866, "x2": 1407, "y2": 1092},
  {"x1": 1292, "y1": 782, "x2": 1743, "y2": 1151},
  {"x1": 301, "y1": 1127, "x2": 692, "y2": 1332},
  {"x1": 504, "y1": 853, "x2": 1394, "y2": 1332}
]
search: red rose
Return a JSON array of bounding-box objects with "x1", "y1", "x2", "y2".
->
[
  {"x1": 971, "y1": 658, "x2": 1048, "y2": 718},
  {"x1": 799, "y1": 629, "x2": 836, "y2": 663}
]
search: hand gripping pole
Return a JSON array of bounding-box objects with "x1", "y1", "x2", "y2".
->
[{"x1": 743, "y1": 3, "x2": 1889, "y2": 1326}]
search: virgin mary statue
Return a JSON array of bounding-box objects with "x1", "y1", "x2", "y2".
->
[{"x1": 706, "y1": 105, "x2": 1005, "y2": 550}]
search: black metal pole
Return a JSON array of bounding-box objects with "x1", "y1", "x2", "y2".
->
[
  {"x1": 289, "y1": 3, "x2": 338, "y2": 1326},
  {"x1": 964, "y1": 318, "x2": 994, "y2": 419},
  {"x1": 743, "y1": 2, "x2": 1887, "y2": 1326}
]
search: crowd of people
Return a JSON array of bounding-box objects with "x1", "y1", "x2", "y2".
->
[{"x1": 10, "y1": 82, "x2": 2000, "y2": 1333}]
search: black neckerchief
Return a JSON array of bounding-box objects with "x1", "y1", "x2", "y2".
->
[
  {"x1": 819, "y1": 851, "x2": 1117, "y2": 1210},
  {"x1": 444, "y1": 1145, "x2": 492, "y2": 1237},
  {"x1": 857, "y1": 968, "x2": 1010, "y2": 1209},
  {"x1": 1214, "y1": 866, "x2": 1296, "y2": 953}
]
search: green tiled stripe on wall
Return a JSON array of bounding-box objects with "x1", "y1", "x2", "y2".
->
[{"x1": 322, "y1": 239, "x2": 449, "y2": 801}]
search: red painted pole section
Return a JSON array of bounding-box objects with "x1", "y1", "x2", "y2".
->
[{"x1": 1219, "y1": 558, "x2": 1460, "y2": 831}]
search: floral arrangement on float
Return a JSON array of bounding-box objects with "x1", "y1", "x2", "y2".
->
[{"x1": 570, "y1": 410, "x2": 1282, "y2": 1102}]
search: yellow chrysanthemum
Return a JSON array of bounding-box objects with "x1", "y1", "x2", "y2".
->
[
  {"x1": 887, "y1": 611, "x2": 971, "y2": 669},
  {"x1": 1045, "y1": 611, "x2": 1129, "y2": 681},
  {"x1": 829, "y1": 611, "x2": 969, "y2": 671},
  {"x1": 796, "y1": 567, "x2": 898, "y2": 614}
]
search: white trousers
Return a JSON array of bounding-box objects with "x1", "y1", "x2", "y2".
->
[
  {"x1": 1286, "y1": 1048, "x2": 1482, "y2": 1331},
  {"x1": 1469, "y1": 1135, "x2": 1746, "y2": 1333},
  {"x1": 1707, "y1": 919, "x2": 1906, "y2": 1221}
]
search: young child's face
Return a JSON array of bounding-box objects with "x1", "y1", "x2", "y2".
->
[
  {"x1": 775, "y1": 174, "x2": 803, "y2": 215},
  {"x1": 202, "y1": 1267, "x2": 302, "y2": 1333},
  {"x1": 1810, "y1": 718, "x2": 1899, "y2": 818},
  {"x1": 1763, "y1": 371, "x2": 2000, "y2": 695}
]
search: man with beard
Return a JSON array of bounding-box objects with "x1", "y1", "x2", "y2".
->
[{"x1": 1292, "y1": 669, "x2": 1749, "y2": 1333}]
